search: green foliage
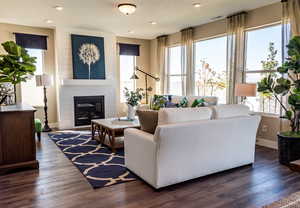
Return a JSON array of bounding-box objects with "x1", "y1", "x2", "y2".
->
[
  {"x1": 195, "y1": 60, "x2": 226, "y2": 96},
  {"x1": 0, "y1": 41, "x2": 36, "y2": 85},
  {"x1": 151, "y1": 95, "x2": 168, "y2": 110},
  {"x1": 261, "y1": 42, "x2": 279, "y2": 73},
  {"x1": 257, "y1": 36, "x2": 300, "y2": 133},
  {"x1": 124, "y1": 88, "x2": 144, "y2": 107},
  {"x1": 191, "y1": 98, "x2": 205, "y2": 107}
]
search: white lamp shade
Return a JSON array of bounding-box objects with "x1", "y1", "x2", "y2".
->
[
  {"x1": 235, "y1": 83, "x2": 257, "y2": 97},
  {"x1": 36, "y1": 74, "x2": 53, "y2": 87}
]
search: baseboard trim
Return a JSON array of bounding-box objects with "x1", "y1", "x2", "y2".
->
[
  {"x1": 256, "y1": 137, "x2": 278, "y2": 150},
  {"x1": 49, "y1": 123, "x2": 58, "y2": 128}
]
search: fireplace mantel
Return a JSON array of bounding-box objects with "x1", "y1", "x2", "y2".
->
[{"x1": 61, "y1": 79, "x2": 114, "y2": 86}]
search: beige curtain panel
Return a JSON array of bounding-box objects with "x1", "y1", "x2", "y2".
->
[
  {"x1": 282, "y1": 0, "x2": 300, "y2": 36},
  {"x1": 181, "y1": 27, "x2": 194, "y2": 96},
  {"x1": 157, "y1": 35, "x2": 168, "y2": 94},
  {"x1": 226, "y1": 12, "x2": 246, "y2": 104}
]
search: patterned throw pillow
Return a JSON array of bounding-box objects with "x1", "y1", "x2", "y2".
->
[
  {"x1": 191, "y1": 98, "x2": 206, "y2": 107},
  {"x1": 178, "y1": 97, "x2": 188, "y2": 108},
  {"x1": 151, "y1": 95, "x2": 168, "y2": 110}
]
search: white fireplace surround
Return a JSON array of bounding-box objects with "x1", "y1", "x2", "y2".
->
[{"x1": 58, "y1": 80, "x2": 117, "y2": 129}]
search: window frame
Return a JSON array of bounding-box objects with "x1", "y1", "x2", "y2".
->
[
  {"x1": 192, "y1": 34, "x2": 228, "y2": 103},
  {"x1": 244, "y1": 22, "x2": 283, "y2": 115},
  {"x1": 20, "y1": 48, "x2": 45, "y2": 107},
  {"x1": 166, "y1": 45, "x2": 186, "y2": 95},
  {"x1": 119, "y1": 55, "x2": 136, "y2": 103}
]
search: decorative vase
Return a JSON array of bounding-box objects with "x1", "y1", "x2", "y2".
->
[
  {"x1": 0, "y1": 83, "x2": 15, "y2": 105},
  {"x1": 127, "y1": 104, "x2": 136, "y2": 120}
]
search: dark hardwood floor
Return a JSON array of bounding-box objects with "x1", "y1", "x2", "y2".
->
[{"x1": 1, "y1": 133, "x2": 300, "y2": 208}]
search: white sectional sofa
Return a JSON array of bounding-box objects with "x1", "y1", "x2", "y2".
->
[{"x1": 124, "y1": 104, "x2": 261, "y2": 189}]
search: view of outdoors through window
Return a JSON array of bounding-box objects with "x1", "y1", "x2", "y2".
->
[
  {"x1": 245, "y1": 24, "x2": 282, "y2": 114},
  {"x1": 21, "y1": 48, "x2": 44, "y2": 106},
  {"x1": 167, "y1": 46, "x2": 184, "y2": 95},
  {"x1": 120, "y1": 55, "x2": 136, "y2": 102},
  {"x1": 194, "y1": 36, "x2": 227, "y2": 104}
]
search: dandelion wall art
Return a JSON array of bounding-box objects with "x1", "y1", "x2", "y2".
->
[{"x1": 71, "y1": 34, "x2": 106, "y2": 80}]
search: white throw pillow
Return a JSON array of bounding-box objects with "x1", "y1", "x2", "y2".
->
[
  {"x1": 158, "y1": 107, "x2": 212, "y2": 125},
  {"x1": 212, "y1": 104, "x2": 250, "y2": 119}
]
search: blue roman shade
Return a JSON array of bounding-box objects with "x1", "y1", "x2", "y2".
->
[
  {"x1": 119, "y1": 43, "x2": 140, "y2": 56},
  {"x1": 15, "y1": 33, "x2": 48, "y2": 50}
]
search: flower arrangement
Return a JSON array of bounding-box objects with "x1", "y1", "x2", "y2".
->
[{"x1": 124, "y1": 88, "x2": 144, "y2": 107}]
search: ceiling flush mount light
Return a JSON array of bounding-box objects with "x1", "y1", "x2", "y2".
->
[
  {"x1": 54, "y1": 6, "x2": 64, "y2": 11},
  {"x1": 45, "y1": 19, "x2": 53, "y2": 24},
  {"x1": 150, "y1": 21, "x2": 157, "y2": 25},
  {"x1": 118, "y1": 3, "x2": 137, "y2": 15},
  {"x1": 128, "y1": 30, "x2": 134, "y2": 34},
  {"x1": 193, "y1": 3, "x2": 201, "y2": 8}
]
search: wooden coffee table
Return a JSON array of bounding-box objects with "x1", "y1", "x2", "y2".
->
[{"x1": 91, "y1": 118, "x2": 140, "y2": 152}]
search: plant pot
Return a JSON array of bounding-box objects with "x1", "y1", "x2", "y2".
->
[
  {"x1": 127, "y1": 104, "x2": 136, "y2": 120},
  {"x1": 278, "y1": 132, "x2": 300, "y2": 165},
  {"x1": 0, "y1": 83, "x2": 15, "y2": 105}
]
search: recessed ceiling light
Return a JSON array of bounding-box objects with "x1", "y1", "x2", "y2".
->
[
  {"x1": 193, "y1": 3, "x2": 201, "y2": 8},
  {"x1": 45, "y1": 19, "x2": 53, "y2": 24},
  {"x1": 150, "y1": 21, "x2": 157, "y2": 25},
  {"x1": 54, "y1": 6, "x2": 64, "y2": 11}
]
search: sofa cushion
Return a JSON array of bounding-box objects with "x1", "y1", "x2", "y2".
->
[
  {"x1": 158, "y1": 107, "x2": 212, "y2": 125},
  {"x1": 136, "y1": 110, "x2": 158, "y2": 134},
  {"x1": 212, "y1": 104, "x2": 250, "y2": 119}
]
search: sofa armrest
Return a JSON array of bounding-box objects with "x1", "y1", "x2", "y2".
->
[{"x1": 124, "y1": 128, "x2": 157, "y2": 187}]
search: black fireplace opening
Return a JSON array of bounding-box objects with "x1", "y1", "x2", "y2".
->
[{"x1": 74, "y1": 96, "x2": 105, "y2": 126}]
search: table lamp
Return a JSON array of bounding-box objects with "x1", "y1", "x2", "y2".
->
[
  {"x1": 36, "y1": 74, "x2": 53, "y2": 132},
  {"x1": 235, "y1": 83, "x2": 257, "y2": 109}
]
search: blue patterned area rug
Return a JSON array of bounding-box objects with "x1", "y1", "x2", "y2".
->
[{"x1": 48, "y1": 131, "x2": 136, "y2": 189}]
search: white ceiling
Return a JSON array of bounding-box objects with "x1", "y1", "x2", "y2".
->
[{"x1": 0, "y1": 0, "x2": 279, "y2": 39}]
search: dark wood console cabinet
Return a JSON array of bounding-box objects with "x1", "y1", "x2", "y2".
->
[{"x1": 0, "y1": 104, "x2": 39, "y2": 174}]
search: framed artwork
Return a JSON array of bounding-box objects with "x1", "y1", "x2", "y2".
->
[{"x1": 71, "y1": 34, "x2": 106, "y2": 79}]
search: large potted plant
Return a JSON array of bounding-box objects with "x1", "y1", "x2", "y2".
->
[
  {"x1": 124, "y1": 88, "x2": 144, "y2": 120},
  {"x1": 0, "y1": 41, "x2": 36, "y2": 105},
  {"x1": 257, "y1": 36, "x2": 300, "y2": 165}
]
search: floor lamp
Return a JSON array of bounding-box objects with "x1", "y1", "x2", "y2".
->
[
  {"x1": 36, "y1": 74, "x2": 53, "y2": 132},
  {"x1": 131, "y1": 66, "x2": 160, "y2": 104}
]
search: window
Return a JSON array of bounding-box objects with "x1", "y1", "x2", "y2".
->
[
  {"x1": 245, "y1": 24, "x2": 282, "y2": 114},
  {"x1": 21, "y1": 49, "x2": 44, "y2": 106},
  {"x1": 167, "y1": 46, "x2": 185, "y2": 95},
  {"x1": 120, "y1": 55, "x2": 136, "y2": 102},
  {"x1": 194, "y1": 36, "x2": 227, "y2": 104}
]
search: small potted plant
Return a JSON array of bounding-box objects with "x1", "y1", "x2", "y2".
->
[
  {"x1": 0, "y1": 41, "x2": 36, "y2": 105},
  {"x1": 257, "y1": 36, "x2": 300, "y2": 165},
  {"x1": 124, "y1": 88, "x2": 144, "y2": 120}
]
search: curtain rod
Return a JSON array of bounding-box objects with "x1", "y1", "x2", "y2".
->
[
  {"x1": 117, "y1": 42, "x2": 140, "y2": 46},
  {"x1": 227, "y1": 11, "x2": 247, "y2": 19},
  {"x1": 180, "y1": 27, "x2": 194, "y2": 32},
  {"x1": 12, "y1": 32, "x2": 48, "y2": 38},
  {"x1": 156, "y1": 35, "x2": 168, "y2": 39}
]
